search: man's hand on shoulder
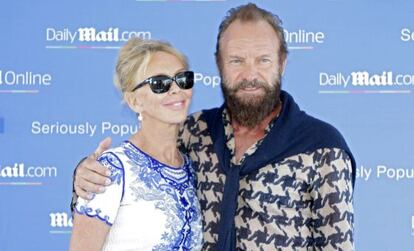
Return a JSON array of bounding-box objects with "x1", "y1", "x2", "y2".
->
[{"x1": 74, "y1": 137, "x2": 112, "y2": 200}]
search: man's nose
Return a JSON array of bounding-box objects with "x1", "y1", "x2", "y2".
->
[{"x1": 239, "y1": 62, "x2": 258, "y2": 81}]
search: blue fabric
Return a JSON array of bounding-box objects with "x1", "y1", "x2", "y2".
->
[{"x1": 202, "y1": 90, "x2": 356, "y2": 251}]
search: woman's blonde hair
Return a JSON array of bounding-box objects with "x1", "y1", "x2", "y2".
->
[{"x1": 114, "y1": 38, "x2": 189, "y2": 98}]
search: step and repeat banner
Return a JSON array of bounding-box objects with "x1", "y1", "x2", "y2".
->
[{"x1": 1, "y1": 0, "x2": 413, "y2": 250}]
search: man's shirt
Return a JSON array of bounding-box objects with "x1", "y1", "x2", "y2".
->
[{"x1": 178, "y1": 108, "x2": 354, "y2": 251}]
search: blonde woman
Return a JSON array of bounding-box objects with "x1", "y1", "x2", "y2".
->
[{"x1": 70, "y1": 38, "x2": 203, "y2": 250}]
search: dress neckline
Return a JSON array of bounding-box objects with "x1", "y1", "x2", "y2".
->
[{"x1": 123, "y1": 140, "x2": 187, "y2": 170}]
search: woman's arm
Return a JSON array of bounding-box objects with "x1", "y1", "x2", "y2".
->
[
  {"x1": 70, "y1": 213, "x2": 110, "y2": 251},
  {"x1": 70, "y1": 149, "x2": 125, "y2": 251}
]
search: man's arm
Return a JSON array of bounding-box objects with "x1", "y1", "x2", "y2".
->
[
  {"x1": 310, "y1": 148, "x2": 354, "y2": 250},
  {"x1": 177, "y1": 114, "x2": 194, "y2": 154},
  {"x1": 71, "y1": 137, "x2": 113, "y2": 213}
]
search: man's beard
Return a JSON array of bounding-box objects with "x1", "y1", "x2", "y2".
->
[{"x1": 221, "y1": 77, "x2": 281, "y2": 128}]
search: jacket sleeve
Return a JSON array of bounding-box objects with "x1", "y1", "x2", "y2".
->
[{"x1": 310, "y1": 148, "x2": 354, "y2": 250}]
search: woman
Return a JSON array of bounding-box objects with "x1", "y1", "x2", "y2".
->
[{"x1": 70, "y1": 38, "x2": 203, "y2": 251}]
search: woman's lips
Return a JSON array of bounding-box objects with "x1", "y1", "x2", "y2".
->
[{"x1": 162, "y1": 100, "x2": 187, "y2": 110}]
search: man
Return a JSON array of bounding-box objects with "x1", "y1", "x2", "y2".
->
[{"x1": 73, "y1": 3, "x2": 355, "y2": 250}]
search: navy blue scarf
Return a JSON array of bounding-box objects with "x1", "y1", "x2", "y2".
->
[{"x1": 201, "y1": 91, "x2": 356, "y2": 251}]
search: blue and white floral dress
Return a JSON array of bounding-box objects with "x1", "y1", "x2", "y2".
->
[{"x1": 75, "y1": 141, "x2": 203, "y2": 251}]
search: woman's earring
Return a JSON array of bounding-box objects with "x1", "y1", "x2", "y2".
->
[{"x1": 138, "y1": 113, "x2": 143, "y2": 122}]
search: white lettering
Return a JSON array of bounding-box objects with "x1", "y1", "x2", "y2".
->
[
  {"x1": 78, "y1": 27, "x2": 95, "y2": 41},
  {"x1": 27, "y1": 165, "x2": 57, "y2": 177},
  {"x1": 49, "y1": 212, "x2": 73, "y2": 227},
  {"x1": 46, "y1": 27, "x2": 151, "y2": 43},
  {"x1": 46, "y1": 28, "x2": 77, "y2": 43},
  {"x1": 46, "y1": 28, "x2": 57, "y2": 41},
  {"x1": 101, "y1": 122, "x2": 138, "y2": 137},
  {"x1": 0, "y1": 70, "x2": 52, "y2": 86},
  {"x1": 121, "y1": 30, "x2": 151, "y2": 40},
  {"x1": 412, "y1": 216, "x2": 414, "y2": 232},
  {"x1": 0, "y1": 163, "x2": 22, "y2": 177},
  {"x1": 400, "y1": 28, "x2": 414, "y2": 42},
  {"x1": 320, "y1": 70, "x2": 414, "y2": 89},
  {"x1": 31, "y1": 121, "x2": 97, "y2": 137},
  {"x1": 351, "y1": 71, "x2": 393, "y2": 86},
  {"x1": 0, "y1": 163, "x2": 57, "y2": 178},
  {"x1": 356, "y1": 165, "x2": 372, "y2": 181},
  {"x1": 78, "y1": 27, "x2": 122, "y2": 42},
  {"x1": 377, "y1": 165, "x2": 414, "y2": 181},
  {"x1": 194, "y1": 73, "x2": 220, "y2": 88},
  {"x1": 319, "y1": 72, "x2": 350, "y2": 87},
  {"x1": 284, "y1": 29, "x2": 325, "y2": 44}
]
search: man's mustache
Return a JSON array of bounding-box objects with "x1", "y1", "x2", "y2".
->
[{"x1": 233, "y1": 79, "x2": 267, "y2": 91}]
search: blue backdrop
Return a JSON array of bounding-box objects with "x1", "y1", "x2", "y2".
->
[{"x1": 1, "y1": 0, "x2": 414, "y2": 250}]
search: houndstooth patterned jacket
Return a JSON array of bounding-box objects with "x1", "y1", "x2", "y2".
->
[{"x1": 178, "y1": 93, "x2": 355, "y2": 251}]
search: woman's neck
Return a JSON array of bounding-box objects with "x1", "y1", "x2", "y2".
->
[{"x1": 129, "y1": 119, "x2": 182, "y2": 167}]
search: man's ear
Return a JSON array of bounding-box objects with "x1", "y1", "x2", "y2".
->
[
  {"x1": 124, "y1": 92, "x2": 143, "y2": 114},
  {"x1": 280, "y1": 58, "x2": 287, "y2": 76}
]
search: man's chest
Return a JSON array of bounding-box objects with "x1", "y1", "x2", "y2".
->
[
  {"x1": 190, "y1": 146, "x2": 315, "y2": 211},
  {"x1": 233, "y1": 132, "x2": 264, "y2": 163}
]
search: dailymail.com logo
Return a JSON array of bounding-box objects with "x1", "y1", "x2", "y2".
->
[
  {"x1": 0, "y1": 163, "x2": 57, "y2": 178},
  {"x1": 320, "y1": 71, "x2": 414, "y2": 88},
  {"x1": 0, "y1": 162, "x2": 57, "y2": 186},
  {"x1": 46, "y1": 27, "x2": 151, "y2": 44}
]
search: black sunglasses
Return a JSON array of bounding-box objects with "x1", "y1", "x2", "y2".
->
[{"x1": 131, "y1": 71, "x2": 194, "y2": 94}]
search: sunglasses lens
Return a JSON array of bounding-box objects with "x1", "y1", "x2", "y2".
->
[
  {"x1": 149, "y1": 76, "x2": 172, "y2": 94},
  {"x1": 140, "y1": 71, "x2": 194, "y2": 94},
  {"x1": 176, "y1": 71, "x2": 194, "y2": 89}
]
